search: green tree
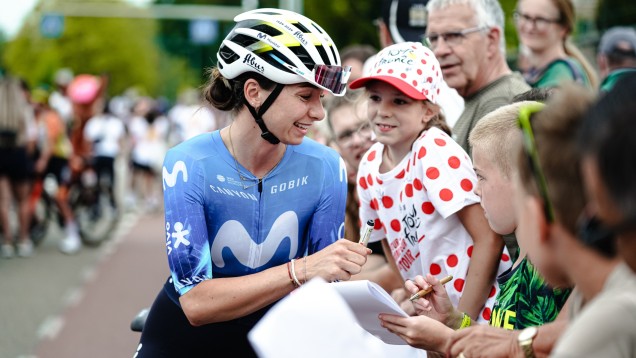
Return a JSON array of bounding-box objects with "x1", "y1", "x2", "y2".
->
[
  {"x1": 2, "y1": 0, "x2": 199, "y2": 99},
  {"x1": 596, "y1": 0, "x2": 636, "y2": 31}
]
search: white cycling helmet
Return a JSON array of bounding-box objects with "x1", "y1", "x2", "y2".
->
[{"x1": 217, "y1": 8, "x2": 351, "y2": 97}]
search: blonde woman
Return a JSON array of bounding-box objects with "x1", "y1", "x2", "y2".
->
[{"x1": 514, "y1": 0, "x2": 598, "y2": 88}]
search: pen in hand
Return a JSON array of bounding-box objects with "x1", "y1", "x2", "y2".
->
[
  {"x1": 408, "y1": 275, "x2": 453, "y2": 301},
  {"x1": 359, "y1": 220, "x2": 374, "y2": 246}
]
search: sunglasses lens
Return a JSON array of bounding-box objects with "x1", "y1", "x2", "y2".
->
[{"x1": 314, "y1": 65, "x2": 351, "y2": 95}]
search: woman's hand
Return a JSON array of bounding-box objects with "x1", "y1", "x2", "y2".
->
[{"x1": 305, "y1": 240, "x2": 371, "y2": 282}]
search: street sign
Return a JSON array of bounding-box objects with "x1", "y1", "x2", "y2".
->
[
  {"x1": 189, "y1": 19, "x2": 218, "y2": 45},
  {"x1": 41, "y1": 13, "x2": 64, "y2": 38}
]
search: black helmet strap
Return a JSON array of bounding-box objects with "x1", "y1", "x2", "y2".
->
[{"x1": 245, "y1": 84, "x2": 285, "y2": 145}]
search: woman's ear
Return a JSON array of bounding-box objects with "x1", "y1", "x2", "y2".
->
[{"x1": 244, "y1": 79, "x2": 261, "y2": 108}]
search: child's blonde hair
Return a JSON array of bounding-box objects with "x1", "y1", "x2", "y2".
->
[{"x1": 468, "y1": 101, "x2": 541, "y2": 178}]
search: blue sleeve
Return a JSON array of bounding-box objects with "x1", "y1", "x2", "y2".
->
[
  {"x1": 162, "y1": 146, "x2": 212, "y2": 296},
  {"x1": 306, "y1": 151, "x2": 347, "y2": 254}
]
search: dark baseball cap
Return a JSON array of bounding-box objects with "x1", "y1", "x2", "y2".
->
[
  {"x1": 598, "y1": 26, "x2": 636, "y2": 57},
  {"x1": 381, "y1": 0, "x2": 429, "y2": 43}
]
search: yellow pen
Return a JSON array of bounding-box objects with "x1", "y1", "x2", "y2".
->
[{"x1": 409, "y1": 275, "x2": 453, "y2": 301}]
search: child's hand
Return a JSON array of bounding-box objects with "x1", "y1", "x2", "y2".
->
[{"x1": 406, "y1": 274, "x2": 456, "y2": 324}]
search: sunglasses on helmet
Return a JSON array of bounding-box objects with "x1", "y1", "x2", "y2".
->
[{"x1": 270, "y1": 54, "x2": 352, "y2": 96}]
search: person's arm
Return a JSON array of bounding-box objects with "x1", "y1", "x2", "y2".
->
[
  {"x1": 456, "y1": 203, "x2": 505, "y2": 319},
  {"x1": 180, "y1": 239, "x2": 372, "y2": 325},
  {"x1": 444, "y1": 319, "x2": 568, "y2": 358}
]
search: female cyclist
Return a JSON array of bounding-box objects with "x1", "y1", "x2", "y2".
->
[{"x1": 135, "y1": 8, "x2": 370, "y2": 357}]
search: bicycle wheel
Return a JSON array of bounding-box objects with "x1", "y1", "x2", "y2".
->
[
  {"x1": 72, "y1": 186, "x2": 118, "y2": 247},
  {"x1": 29, "y1": 190, "x2": 52, "y2": 247}
]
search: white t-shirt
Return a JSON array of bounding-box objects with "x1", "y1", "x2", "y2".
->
[
  {"x1": 357, "y1": 127, "x2": 511, "y2": 322},
  {"x1": 84, "y1": 113, "x2": 126, "y2": 158}
]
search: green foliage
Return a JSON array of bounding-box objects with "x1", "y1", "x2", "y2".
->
[
  {"x1": 1, "y1": 0, "x2": 201, "y2": 99},
  {"x1": 305, "y1": 0, "x2": 381, "y2": 50},
  {"x1": 596, "y1": 0, "x2": 636, "y2": 31}
]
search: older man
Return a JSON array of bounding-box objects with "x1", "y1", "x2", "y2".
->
[
  {"x1": 425, "y1": 0, "x2": 530, "y2": 153},
  {"x1": 596, "y1": 26, "x2": 636, "y2": 92}
]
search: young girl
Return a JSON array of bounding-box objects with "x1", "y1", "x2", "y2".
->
[{"x1": 349, "y1": 42, "x2": 511, "y2": 321}]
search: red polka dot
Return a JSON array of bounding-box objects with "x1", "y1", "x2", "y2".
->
[
  {"x1": 399, "y1": 191, "x2": 403, "y2": 202},
  {"x1": 446, "y1": 254, "x2": 458, "y2": 267},
  {"x1": 430, "y1": 263, "x2": 441, "y2": 275},
  {"x1": 440, "y1": 188, "x2": 453, "y2": 201},
  {"x1": 412, "y1": 80, "x2": 418, "y2": 87},
  {"x1": 421, "y1": 59, "x2": 427, "y2": 64},
  {"x1": 421, "y1": 201, "x2": 435, "y2": 214},
  {"x1": 417, "y1": 69, "x2": 422, "y2": 75},
  {"x1": 358, "y1": 177, "x2": 368, "y2": 189},
  {"x1": 426, "y1": 167, "x2": 440, "y2": 179},
  {"x1": 390, "y1": 219, "x2": 401, "y2": 232},
  {"x1": 395, "y1": 169, "x2": 405, "y2": 179},
  {"x1": 418, "y1": 146, "x2": 427, "y2": 159},
  {"x1": 367, "y1": 150, "x2": 376, "y2": 161},
  {"x1": 427, "y1": 77, "x2": 433, "y2": 83},
  {"x1": 388, "y1": 69, "x2": 394, "y2": 74},
  {"x1": 489, "y1": 285, "x2": 497, "y2": 298},
  {"x1": 374, "y1": 219, "x2": 383, "y2": 230},
  {"x1": 370, "y1": 198, "x2": 378, "y2": 210},
  {"x1": 502, "y1": 253, "x2": 510, "y2": 262},
  {"x1": 448, "y1": 156, "x2": 460, "y2": 169},
  {"x1": 460, "y1": 179, "x2": 473, "y2": 192},
  {"x1": 434, "y1": 138, "x2": 447, "y2": 146},
  {"x1": 467, "y1": 245, "x2": 474, "y2": 257},
  {"x1": 482, "y1": 307, "x2": 491, "y2": 321},
  {"x1": 454, "y1": 278, "x2": 465, "y2": 292},
  {"x1": 405, "y1": 184, "x2": 414, "y2": 197},
  {"x1": 413, "y1": 178, "x2": 423, "y2": 191},
  {"x1": 382, "y1": 196, "x2": 394, "y2": 209},
  {"x1": 399, "y1": 73, "x2": 406, "y2": 79},
  {"x1": 376, "y1": 177, "x2": 383, "y2": 185},
  {"x1": 367, "y1": 174, "x2": 374, "y2": 186}
]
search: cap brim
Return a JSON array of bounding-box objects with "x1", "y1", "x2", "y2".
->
[{"x1": 349, "y1": 75, "x2": 428, "y2": 101}]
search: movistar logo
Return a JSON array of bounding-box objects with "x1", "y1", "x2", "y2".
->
[
  {"x1": 211, "y1": 211, "x2": 299, "y2": 269},
  {"x1": 163, "y1": 161, "x2": 188, "y2": 190}
]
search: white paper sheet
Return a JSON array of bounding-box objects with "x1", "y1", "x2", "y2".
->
[
  {"x1": 330, "y1": 280, "x2": 409, "y2": 345},
  {"x1": 248, "y1": 278, "x2": 426, "y2": 358}
]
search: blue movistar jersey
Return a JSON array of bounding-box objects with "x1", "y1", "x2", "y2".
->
[{"x1": 161, "y1": 130, "x2": 347, "y2": 301}]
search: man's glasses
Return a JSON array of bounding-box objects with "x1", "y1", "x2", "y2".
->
[
  {"x1": 336, "y1": 122, "x2": 373, "y2": 147},
  {"x1": 517, "y1": 102, "x2": 555, "y2": 222},
  {"x1": 423, "y1": 26, "x2": 487, "y2": 50},
  {"x1": 513, "y1": 11, "x2": 560, "y2": 31}
]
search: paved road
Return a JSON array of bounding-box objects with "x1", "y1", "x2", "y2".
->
[{"x1": 0, "y1": 210, "x2": 169, "y2": 358}]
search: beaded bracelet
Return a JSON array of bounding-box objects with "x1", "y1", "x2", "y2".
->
[{"x1": 290, "y1": 259, "x2": 302, "y2": 287}]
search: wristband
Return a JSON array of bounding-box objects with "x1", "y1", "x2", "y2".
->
[{"x1": 458, "y1": 312, "x2": 472, "y2": 329}]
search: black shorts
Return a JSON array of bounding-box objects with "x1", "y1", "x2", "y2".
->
[
  {"x1": 45, "y1": 156, "x2": 72, "y2": 186},
  {"x1": 0, "y1": 146, "x2": 33, "y2": 181},
  {"x1": 136, "y1": 281, "x2": 273, "y2": 357}
]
